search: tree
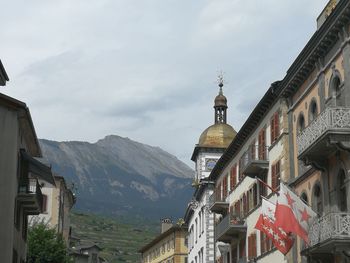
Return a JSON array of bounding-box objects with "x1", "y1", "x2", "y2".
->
[{"x1": 27, "y1": 223, "x2": 72, "y2": 263}]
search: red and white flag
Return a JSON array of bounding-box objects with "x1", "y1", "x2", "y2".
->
[
  {"x1": 255, "y1": 198, "x2": 294, "y2": 255},
  {"x1": 274, "y1": 183, "x2": 317, "y2": 244}
]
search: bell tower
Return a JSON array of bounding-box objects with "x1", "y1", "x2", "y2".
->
[{"x1": 214, "y1": 75, "x2": 228, "y2": 124}]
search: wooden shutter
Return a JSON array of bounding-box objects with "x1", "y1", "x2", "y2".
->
[
  {"x1": 253, "y1": 184, "x2": 258, "y2": 207},
  {"x1": 247, "y1": 235, "x2": 252, "y2": 260},
  {"x1": 271, "y1": 163, "x2": 276, "y2": 190},
  {"x1": 270, "y1": 116, "x2": 275, "y2": 144},
  {"x1": 239, "y1": 238, "x2": 246, "y2": 258},
  {"x1": 258, "y1": 129, "x2": 266, "y2": 160},
  {"x1": 260, "y1": 232, "x2": 265, "y2": 254},
  {"x1": 274, "y1": 112, "x2": 280, "y2": 139},
  {"x1": 250, "y1": 140, "x2": 256, "y2": 160},
  {"x1": 223, "y1": 178, "x2": 227, "y2": 199},
  {"x1": 252, "y1": 233, "x2": 257, "y2": 258},
  {"x1": 276, "y1": 160, "x2": 281, "y2": 189},
  {"x1": 243, "y1": 193, "x2": 247, "y2": 216},
  {"x1": 217, "y1": 183, "x2": 221, "y2": 201}
]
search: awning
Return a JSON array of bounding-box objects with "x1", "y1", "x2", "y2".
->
[{"x1": 20, "y1": 149, "x2": 55, "y2": 185}]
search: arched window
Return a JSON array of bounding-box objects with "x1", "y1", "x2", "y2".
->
[
  {"x1": 297, "y1": 113, "x2": 305, "y2": 134},
  {"x1": 330, "y1": 75, "x2": 343, "y2": 106},
  {"x1": 312, "y1": 183, "x2": 323, "y2": 215},
  {"x1": 338, "y1": 169, "x2": 347, "y2": 212},
  {"x1": 309, "y1": 100, "x2": 318, "y2": 123},
  {"x1": 331, "y1": 76, "x2": 341, "y2": 96},
  {"x1": 300, "y1": 192, "x2": 308, "y2": 205}
]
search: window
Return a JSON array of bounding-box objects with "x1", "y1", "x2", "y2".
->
[
  {"x1": 222, "y1": 176, "x2": 228, "y2": 199},
  {"x1": 199, "y1": 212, "x2": 201, "y2": 236},
  {"x1": 297, "y1": 114, "x2": 305, "y2": 134},
  {"x1": 271, "y1": 160, "x2": 281, "y2": 190},
  {"x1": 230, "y1": 164, "x2": 237, "y2": 191},
  {"x1": 243, "y1": 193, "x2": 247, "y2": 216},
  {"x1": 313, "y1": 183, "x2": 323, "y2": 215},
  {"x1": 239, "y1": 238, "x2": 246, "y2": 259},
  {"x1": 195, "y1": 219, "x2": 198, "y2": 242},
  {"x1": 330, "y1": 75, "x2": 342, "y2": 104},
  {"x1": 259, "y1": 171, "x2": 268, "y2": 201},
  {"x1": 201, "y1": 207, "x2": 204, "y2": 233},
  {"x1": 309, "y1": 100, "x2": 318, "y2": 122},
  {"x1": 270, "y1": 112, "x2": 280, "y2": 143},
  {"x1": 248, "y1": 233, "x2": 257, "y2": 260},
  {"x1": 339, "y1": 169, "x2": 347, "y2": 212},
  {"x1": 300, "y1": 192, "x2": 308, "y2": 205},
  {"x1": 260, "y1": 232, "x2": 272, "y2": 255},
  {"x1": 42, "y1": 194, "x2": 48, "y2": 213}
]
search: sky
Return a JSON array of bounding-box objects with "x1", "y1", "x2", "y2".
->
[{"x1": 1, "y1": 0, "x2": 329, "y2": 167}]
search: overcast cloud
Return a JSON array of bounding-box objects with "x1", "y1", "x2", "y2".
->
[{"x1": 2, "y1": 0, "x2": 329, "y2": 166}]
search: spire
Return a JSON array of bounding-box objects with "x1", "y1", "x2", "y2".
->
[{"x1": 214, "y1": 73, "x2": 228, "y2": 124}]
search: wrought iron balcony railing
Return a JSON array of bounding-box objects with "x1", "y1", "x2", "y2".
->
[
  {"x1": 209, "y1": 190, "x2": 228, "y2": 214},
  {"x1": 308, "y1": 212, "x2": 350, "y2": 247},
  {"x1": 297, "y1": 107, "x2": 350, "y2": 158},
  {"x1": 215, "y1": 212, "x2": 246, "y2": 243},
  {"x1": 240, "y1": 145, "x2": 269, "y2": 178},
  {"x1": 17, "y1": 178, "x2": 43, "y2": 215}
]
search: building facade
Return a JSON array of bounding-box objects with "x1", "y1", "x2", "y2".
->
[
  {"x1": 208, "y1": 82, "x2": 290, "y2": 263},
  {"x1": 29, "y1": 174, "x2": 76, "y2": 244},
  {"x1": 202, "y1": 1, "x2": 350, "y2": 263},
  {"x1": 139, "y1": 219, "x2": 188, "y2": 263},
  {"x1": 281, "y1": 0, "x2": 350, "y2": 262},
  {"x1": 0, "y1": 61, "x2": 56, "y2": 263},
  {"x1": 185, "y1": 82, "x2": 237, "y2": 263}
]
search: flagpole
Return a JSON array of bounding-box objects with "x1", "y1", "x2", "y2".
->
[{"x1": 255, "y1": 176, "x2": 279, "y2": 195}]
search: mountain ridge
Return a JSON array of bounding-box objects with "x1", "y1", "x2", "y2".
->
[{"x1": 39, "y1": 135, "x2": 194, "y2": 219}]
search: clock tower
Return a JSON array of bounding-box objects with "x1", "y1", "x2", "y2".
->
[
  {"x1": 191, "y1": 79, "x2": 236, "y2": 182},
  {"x1": 185, "y1": 78, "x2": 236, "y2": 263}
]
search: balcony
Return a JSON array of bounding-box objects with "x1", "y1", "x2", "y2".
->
[
  {"x1": 17, "y1": 178, "x2": 43, "y2": 215},
  {"x1": 215, "y1": 213, "x2": 246, "y2": 243},
  {"x1": 302, "y1": 212, "x2": 350, "y2": 256},
  {"x1": 240, "y1": 145, "x2": 269, "y2": 178},
  {"x1": 209, "y1": 191, "x2": 228, "y2": 214},
  {"x1": 297, "y1": 107, "x2": 350, "y2": 164}
]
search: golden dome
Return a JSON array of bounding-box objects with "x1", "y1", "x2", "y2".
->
[{"x1": 198, "y1": 123, "x2": 237, "y2": 148}]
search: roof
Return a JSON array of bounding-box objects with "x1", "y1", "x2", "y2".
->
[
  {"x1": 21, "y1": 150, "x2": 55, "y2": 185},
  {"x1": 0, "y1": 93, "x2": 41, "y2": 156},
  {"x1": 138, "y1": 225, "x2": 187, "y2": 253},
  {"x1": 281, "y1": 0, "x2": 350, "y2": 98},
  {"x1": 0, "y1": 60, "x2": 9, "y2": 86},
  {"x1": 209, "y1": 81, "x2": 282, "y2": 182}
]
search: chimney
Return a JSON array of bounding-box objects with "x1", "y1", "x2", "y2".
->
[
  {"x1": 316, "y1": 0, "x2": 339, "y2": 29},
  {"x1": 161, "y1": 218, "x2": 173, "y2": 233}
]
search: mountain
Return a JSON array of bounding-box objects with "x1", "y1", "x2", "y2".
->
[{"x1": 39, "y1": 135, "x2": 194, "y2": 220}]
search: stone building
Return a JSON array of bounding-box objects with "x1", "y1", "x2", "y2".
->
[
  {"x1": 208, "y1": 81, "x2": 290, "y2": 263},
  {"x1": 203, "y1": 0, "x2": 350, "y2": 262},
  {"x1": 280, "y1": 0, "x2": 350, "y2": 262},
  {"x1": 0, "y1": 61, "x2": 56, "y2": 263},
  {"x1": 29, "y1": 174, "x2": 76, "y2": 244},
  {"x1": 184, "y1": 81, "x2": 236, "y2": 263},
  {"x1": 139, "y1": 219, "x2": 188, "y2": 263}
]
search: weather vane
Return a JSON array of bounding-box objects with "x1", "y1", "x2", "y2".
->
[{"x1": 216, "y1": 70, "x2": 226, "y2": 94}]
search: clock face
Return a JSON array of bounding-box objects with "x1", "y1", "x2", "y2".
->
[{"x1": 206, "y1": 159, "x2": 217, "y2": 171}]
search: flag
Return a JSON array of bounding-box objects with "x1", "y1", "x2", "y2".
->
[
  {"x1": 255, "y1": 198, "x2": 294, "y2": 255},
  {"x1": 274, "y1": 183, "x2": 317, "y2": 244}
]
